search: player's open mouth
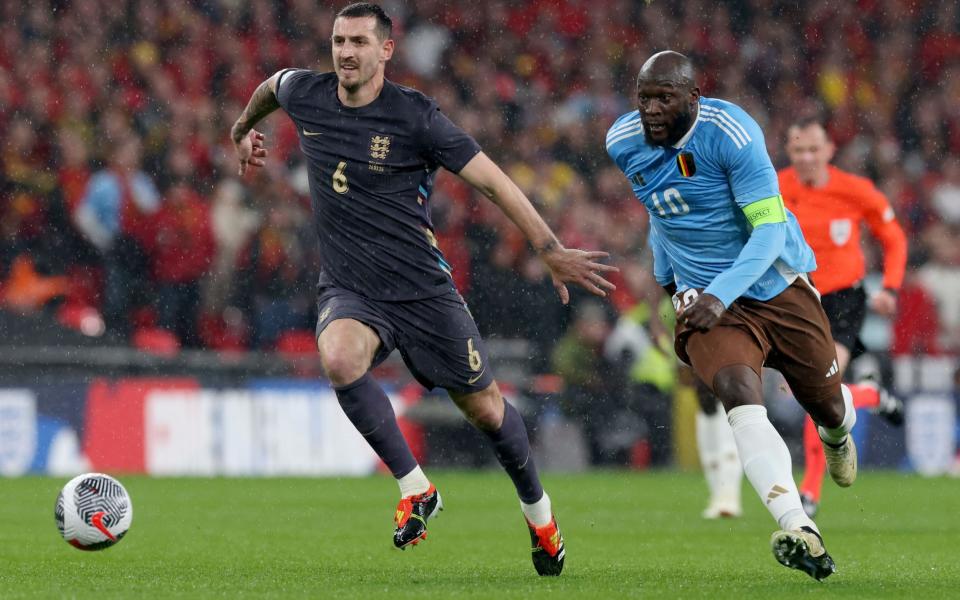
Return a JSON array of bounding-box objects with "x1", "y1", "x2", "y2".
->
[
  {"x1": 340, "y1": 64, "x2": 358, "y2": 71},
  {"x1": 646, "y1": 123, "x2": 666, "y2": 134}
]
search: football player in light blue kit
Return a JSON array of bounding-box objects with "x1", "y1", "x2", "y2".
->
[{"x1": 607, "y1": 51, "x2": 858, "y2": 581}]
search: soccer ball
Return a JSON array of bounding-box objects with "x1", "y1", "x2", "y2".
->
[{"x1": 55, "y1": 473, "x2": 133, "y2": 550}]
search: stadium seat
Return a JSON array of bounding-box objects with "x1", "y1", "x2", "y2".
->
[
  {"x1": 132, "y1": 327, "x2": 180, "y2": 356},
  {"x1": 129, "y1": 306, "x2": 158, "y2": 330},
  {"x1": 274, "y1": 329, "x2": 318, "y2": 356},
  {"x1": 197, "y1": 312, "x2": 247, "y2": 352},
  {"x1": 63, "y1": 265, "x2": 103, "y2": 309},
  {"x1": 275, "y1": 329, "x2": 321, "y2": 377}
]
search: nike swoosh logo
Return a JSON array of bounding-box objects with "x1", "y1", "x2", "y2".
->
[
  {"x1": 91, "y1": 511, "x2": 116, "y2": 541},
  {"x1": 302, "y1": 129, "x2": 322, "y2": 136},
  {"x1": 467, "y1": 368, "x2": 485, "y2": 385}
]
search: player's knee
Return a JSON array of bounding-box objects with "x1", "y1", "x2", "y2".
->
[
  {"x1": 455, "y1": 390, "x2": 504, "y2": 431},
  {"x1": 466, "y1": 403, "x2": 503, "y2": 431},
  {"x1": 318, "y1": 341, "x2": 371, "y2": 387},
  {"x1": 321, "y1": 356, "x2": 368, "y2": 387},
  {"x1": 712, "y1": 366, "x2": 762, "y2": 409},
  {"x1": 317, "y1": 321, "x2": 378, "y2": 387}
]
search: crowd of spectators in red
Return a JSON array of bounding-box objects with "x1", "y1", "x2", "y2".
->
[{"x1": 1, "y1": 0, "x2": 958, "y2": 359}]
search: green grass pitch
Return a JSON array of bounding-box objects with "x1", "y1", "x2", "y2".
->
[{"x1": 1, "y1": 471, "x2": 958, "y2": 598}]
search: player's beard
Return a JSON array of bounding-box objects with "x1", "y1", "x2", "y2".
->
[
  {"x1": 341, "y1": 78, "x2": 362, "y2": 93},
  {"x1": 645, "y1": 108, "x2": 694, "y2": 147},
  {"x1": 337, "y1": 63, "x2": 370, "y2": 94}
]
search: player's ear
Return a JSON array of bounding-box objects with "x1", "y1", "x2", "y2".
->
[
  {"x1": 825, "y1": 140, "x2": 836, "y2": 162},
  {"x1": 689, "y1": 86, "x2": 701, "y2": 103},
  {"x1": 381, "y1": 38, "x2": 395, "y2": 62}
]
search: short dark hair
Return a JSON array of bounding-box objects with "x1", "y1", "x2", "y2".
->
[
  {"x1": 789, "y1": 115, "x2": 827, "y2": 131},
  {"x1": 336, "y1": 3, "x2": 392, "y2": 41}
]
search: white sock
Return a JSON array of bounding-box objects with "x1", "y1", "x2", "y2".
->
[
  {"x1": 696, "y1": 408, "x2": 723, "y2": 498},
  {"x1": 521, "y1": 491, "x2": 552, "y2": 527},
  {"x1": 714, "y1": 405, "x2": 743, "y2": 505},
  {"x1": 698, "y1": 405, "x2": 742, "y2": 505},
  {"x1": 397, "y1": 465, "x2": 430, "y2": 497},
  {"x1": 727, "y1": 405, "x2": 816, "y2": 533},
  {"x1": 818, "y1": 383, "x2": 857, "y2": 446}
]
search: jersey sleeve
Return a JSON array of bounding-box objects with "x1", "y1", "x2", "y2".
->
[
  {"x1": 418, "y1": 103, "x2": 481, "y2": 174},
  {"x1": 275, "y1": 68, "x2": 312, "y2": 115},
  {"x1": 710, "y1": 104, "x2": 780, "y2": 208},
  {"x1": 703, "y1": 223, "x2": 787, "y2": 307},
  {"x1": 702, "y1": 103, "x2": 788, "y2": 306},
  {"x1": 858, "y1": 179, "x2": 907, "y2": 290},
  {"x1": 605, "y1": 112, "x2": 641, "y2": 175},
  {"x1": 606, "y1": 137, "x2": 630, "y2": 175}
]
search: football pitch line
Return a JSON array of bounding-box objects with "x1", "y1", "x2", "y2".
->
[{"x1": 1, "y1": 471, "x2": 958, "y2": 599}]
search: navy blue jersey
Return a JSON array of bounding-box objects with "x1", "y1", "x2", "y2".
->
[{"x1": 276, "y1": 70, "x2": 481, "y2": 301}]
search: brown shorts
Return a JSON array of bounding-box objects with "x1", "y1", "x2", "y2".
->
[{"x1": 674, "y1": 279, "x2": 841, "y2": 404}]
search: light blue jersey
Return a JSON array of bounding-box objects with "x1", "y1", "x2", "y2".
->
[{"x1": 606, "y1": 97, "x2": 816, "y2": 307}]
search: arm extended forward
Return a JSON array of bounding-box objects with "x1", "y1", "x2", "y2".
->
[{"x1": 457, "y1": 151, "x2": 618, "y2": 304}]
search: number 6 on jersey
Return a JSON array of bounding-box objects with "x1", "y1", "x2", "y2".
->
[
  {"x1": 467, "y1": 338, "x2": 482, "y2": 372},
  {"x1": 333, "y1": 160, "x2": 348, "y2": 194}
]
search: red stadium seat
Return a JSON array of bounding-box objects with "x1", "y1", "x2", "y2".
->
[
  {"x1": 275, "y1": 329, "x2": 321, "y2": 378},
  {"x1": 129, "y1": 306, "x2": 158, "y2": 330},
  {"x1": 63, "y1": 265, "x2": 103, "y2": 309},
  {"x1": 274, "y1": 329, "x2": 318, "y2": 356},
  {"x1": 133, "y1": 327, "x2": 181, "y2": 356},
  {"x1": 197, "y1": 312, "x2": 248, "y2": 352}
]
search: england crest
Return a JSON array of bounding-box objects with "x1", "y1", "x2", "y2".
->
[{"x1": 369, "y1": 134, "x2": 391, "y2": 160}]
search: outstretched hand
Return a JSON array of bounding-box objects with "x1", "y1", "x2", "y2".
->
[
  {"x1": 677, "y1": 292, "x2": 725, "y2": 331},
  {"x1": 538, "y1": 245, "x2": 619, "y2": 305},
  {"x1": 234, "y1": 129, "x2": 268, "y2": 176}
]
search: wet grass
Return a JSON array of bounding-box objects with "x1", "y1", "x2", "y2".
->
[{"x1": 1, "y1": 471, "x2": 957, "y2": 598}]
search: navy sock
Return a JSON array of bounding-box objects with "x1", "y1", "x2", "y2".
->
[
  {"x1": 482, "y1": 401, "x2": 544, "y2": 504},
  {"x1": 334, "y1": 373, "x2": 418, "y2": 479}
]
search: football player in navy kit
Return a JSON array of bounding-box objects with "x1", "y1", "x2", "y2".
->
[{"x1": 230, "y1": 3, "x2": 616, "y2": 576}]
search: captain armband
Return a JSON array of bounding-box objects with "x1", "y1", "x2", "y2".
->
[{"x1": 742, "y1": 195, "x2": 787, "y2": 227}]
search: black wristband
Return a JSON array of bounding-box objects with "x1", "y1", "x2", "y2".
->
[{"x1": 534, "y1": 240, "x2": 559, "y2": 254}]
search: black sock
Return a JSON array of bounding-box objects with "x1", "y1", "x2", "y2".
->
[
  {"x1": 334, "y1": 373, "x2": 418, "y2": 479},
  {"x1": 482, "y1": 401, "x2": 544, "y2": 504}
]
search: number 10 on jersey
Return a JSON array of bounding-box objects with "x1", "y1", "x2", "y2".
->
[{"x1": 651, "y1": 187, "x2": 689, "y2": 217}]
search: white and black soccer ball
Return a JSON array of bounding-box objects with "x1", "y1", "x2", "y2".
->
[{"x1": 55, "y1": 473, "x2": 133, "y2": 551}]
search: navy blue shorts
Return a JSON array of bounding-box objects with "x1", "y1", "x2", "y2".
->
[{"x1": 315, "y1": 285, "x2": 494, "y2": 394}]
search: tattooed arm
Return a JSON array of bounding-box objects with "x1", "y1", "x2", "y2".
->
[{"x1": 230, "y1": 73, "x2": 281, "y2": 176}]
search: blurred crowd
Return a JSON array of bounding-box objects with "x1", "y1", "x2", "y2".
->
[{"x1": 1, "y1": 1, "x2": 958, "y2": 410}]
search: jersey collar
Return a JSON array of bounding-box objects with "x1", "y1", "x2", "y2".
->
[{"x1": 671, "y1": 104, "x2": 701, "y2": 149}]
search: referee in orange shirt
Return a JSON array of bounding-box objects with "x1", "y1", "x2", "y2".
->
[{"x1": 779, "y1": 117, "x2": 907, "y2": 518}]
